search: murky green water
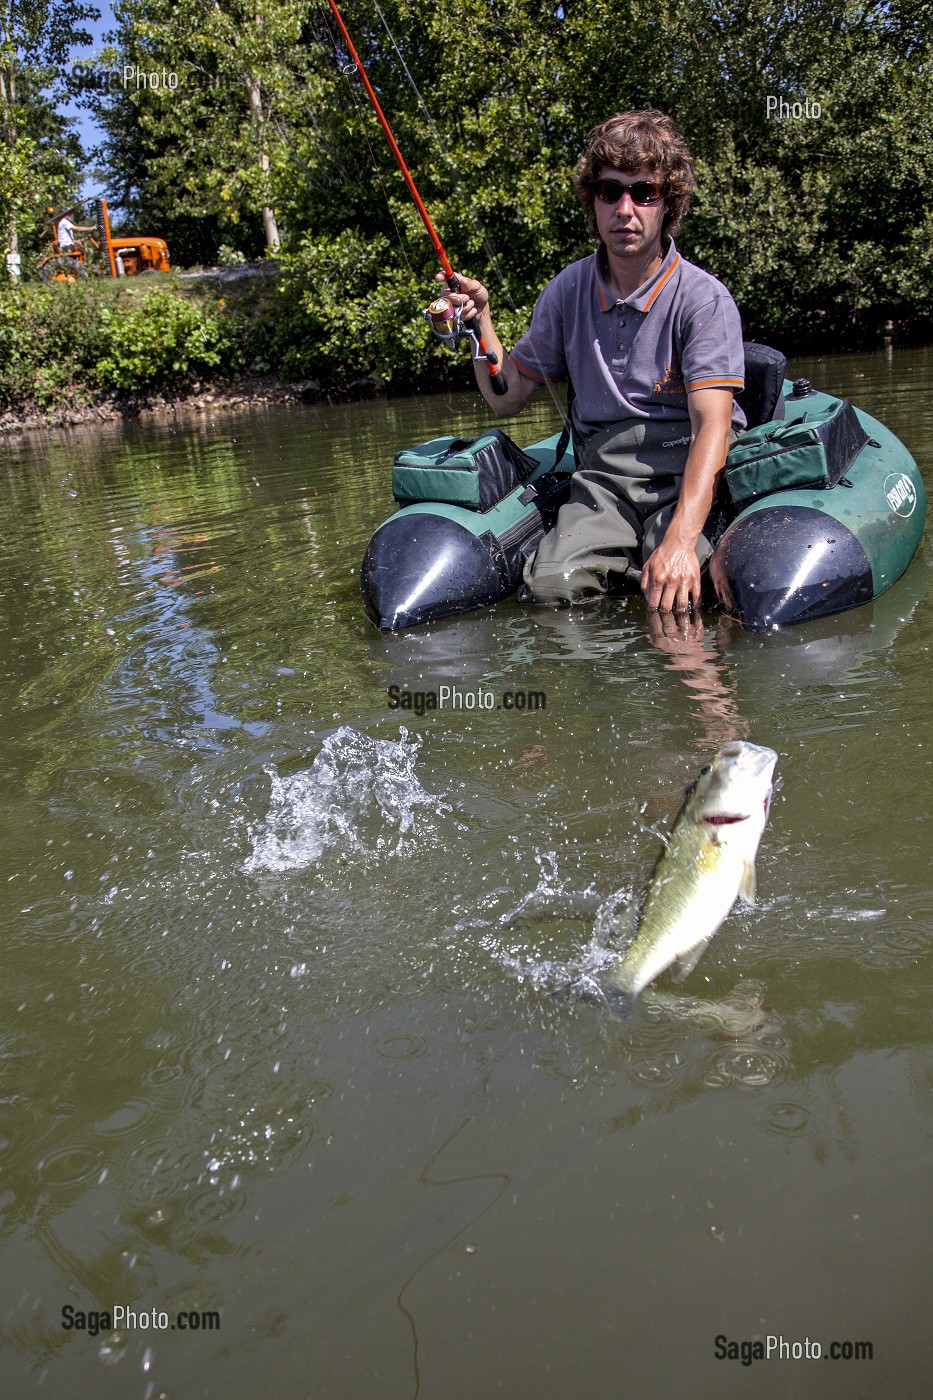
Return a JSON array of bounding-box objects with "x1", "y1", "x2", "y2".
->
[{"x1": 1, "y1": 347, "x2": 931, "y2": 1399}]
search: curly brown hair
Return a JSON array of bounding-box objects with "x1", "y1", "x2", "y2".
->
[{"x1": 573, "y1": 110, "x2": 697, "y2": 240}]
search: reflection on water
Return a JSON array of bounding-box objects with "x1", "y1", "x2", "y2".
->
[{"x1": 0, "y1": 351, "x2": 931, "y2": 1397}]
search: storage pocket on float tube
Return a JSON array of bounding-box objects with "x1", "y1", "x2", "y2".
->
[
  {"x1": 725, "y1": 398, "x2": 870, "y2": 507},
  {"x1": 392, "y1": 429, "x2": 538, "y2": 512}
]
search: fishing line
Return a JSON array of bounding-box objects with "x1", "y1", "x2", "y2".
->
[
  {"x1": 267, "y1": 10, "x2": 417, "y2": 280},
  {"x1": 269, "y1": 108, "x2": 419, "y2": 282},
  {"x1": 323, "y1": 0, "x2": 508, "y2": 392},
  {"x1": 368, "y1": 0, "x2": 569, "y2": 423},
  {"x1": 369, "y1": 0, "x2": 515, "y2": 304},
  {"x1": 318, "y1": 7, "x2": 420, "y2": 281}
]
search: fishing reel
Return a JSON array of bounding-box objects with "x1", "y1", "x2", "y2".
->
[{"x1": 423, "y1": 296, "x2": 498, "y2": 368}]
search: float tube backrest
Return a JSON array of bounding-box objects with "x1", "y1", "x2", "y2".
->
[{"x1": 737, "y1": 343, "x2": 787, "y2": 429}]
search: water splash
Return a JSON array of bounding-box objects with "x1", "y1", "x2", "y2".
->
[
  {"x1": 497, "y1": 850, "x2": 603, "y2": 928},
  {"x1": 244, "y1": 726, "x2": 450, "y2": 872},
  {"x1": 495, "y1": 857, "x2": 628, "y2": 993},
  {"x1": 492, "y1": 858, "x2": 778, "y2": 1038}
]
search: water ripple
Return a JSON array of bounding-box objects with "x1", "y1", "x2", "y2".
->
[
  {"x1": 627, "y1": 1050, "x2": 691, "y2": 1087},
  {"x1": 757, "y1": 1100, "x2": 814, "y2": 1136},
  {"x1": 374, "y1": 1035, "x2": 428, "y2": 1061},
  {"x1": 37, "y1": 1143, "x2": 106, "y2": 1192},
  {"x1": 704, "y1": 1044, "x2": 789, "y2": 1089}
]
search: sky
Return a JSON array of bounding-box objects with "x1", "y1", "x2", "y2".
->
[{"x1": 61, "y1": 2, "x2": 118, "y2": 192}]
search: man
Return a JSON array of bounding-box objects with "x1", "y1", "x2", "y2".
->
[
  {"x1": 55, "y1": 211, "x2": 95, "y2": 254},
  {"x1": 442, "y1": 110, "x2": 746, "y2": 614}
]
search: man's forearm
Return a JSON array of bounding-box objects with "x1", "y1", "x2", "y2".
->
[
  {"x1": 665, "y1": 421, "x2": 730, "y2": 545},
  {"x1": 466, "y1": 307, "x2": 536, "y2": 417}
]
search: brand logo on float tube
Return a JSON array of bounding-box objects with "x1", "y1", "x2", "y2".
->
[{"x1": 884, "y1": 473, "x2": 917, "y2": 517}]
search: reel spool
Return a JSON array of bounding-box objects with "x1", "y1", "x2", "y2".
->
[
  {"x1": 423, "y1": 296, "x2": 462, "y2": 344},
  {"x1": 422, "y1": 295, "x2": 498, "y2": 368}
]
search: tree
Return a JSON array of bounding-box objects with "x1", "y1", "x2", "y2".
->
[
  {"x1": 643, "y1": 0, "x2": 933, "y2": 335},
  {"x1": 90, "y1": 0, "x2": 329, "y2": 261},
  {"x1": 1, "y1": 0, "x2": 99, "y2": 264}
]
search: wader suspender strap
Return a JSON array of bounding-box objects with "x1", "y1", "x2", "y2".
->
[{"x1": 553, "y1": 378, "x2": 576, "y2": 467}]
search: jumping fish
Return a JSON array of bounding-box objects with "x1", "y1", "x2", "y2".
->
[{"x1": 597, "y1": 741, "x2": 778, "y2": 1014}]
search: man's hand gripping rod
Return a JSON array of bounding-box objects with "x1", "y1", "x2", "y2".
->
[{"x1": 326, "y1": 0, "x2": 508, "y2": 395}]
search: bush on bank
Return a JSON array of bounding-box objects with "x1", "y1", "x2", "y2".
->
[
  {"x1": 0, "y1": 281, "x2": 244, "y2": 411},
  {"x1": 268, "y1": 230, "x2": 531, "y2": 391},
  {"x1": 0, "y1": 262, "x2": 513, "y2": 415}
]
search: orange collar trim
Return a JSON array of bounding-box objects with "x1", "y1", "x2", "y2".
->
[
  {"x1": 640, "y1": 253, "x2": 680, "y2": 311},
  {"x1": 594, "y1": 243, "x2": 680, "y2": 315}
]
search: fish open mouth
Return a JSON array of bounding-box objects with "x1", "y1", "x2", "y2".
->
[{"x1": 702, "y1": 812, "x2": 748, "y2": 825}]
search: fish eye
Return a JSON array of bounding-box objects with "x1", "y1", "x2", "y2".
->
[{"x1": 699, "y1": 764, "x2": 711, "y2": 776}]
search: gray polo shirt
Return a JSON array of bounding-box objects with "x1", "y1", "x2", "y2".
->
[{"x1": 511, "y1": 238, "x2": 746, "y2": 434}]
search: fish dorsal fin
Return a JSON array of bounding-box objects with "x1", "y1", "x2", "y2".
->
[{"x1": 738, "y1": 860, "x2": 757, "y2": 905}]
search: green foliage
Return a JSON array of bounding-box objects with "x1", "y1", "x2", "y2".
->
[
  {"x1": 1, "y1": 1, "x2": 98, "y2": 254},
  {"x1": 0, "y1": 282, "x2": 242, "y2": 408},
  {"x1": 652, "y1": 0, "x2": 933, "y2": 338},
  {"x1": 273, "y1": 227, "x2": 531, "y2": 389},
  {"x1": 94, "y1": 287, "x2": 238, "y2": 387},
  {"x1": 88, "y1": 0, "x2": 323, "y2": 261},
  {"x1": 4, "y1": 0, "x2": 929, "y2": 412},
  {"x1": 0, "y1": 134, "x2": 38, "y2": 237},
  {"x1": 272, "y1": 231, "x2": 431, "y2": 385},
  {"x1": 1, "y1": 0, "x2": 98, "y2": 69},
  {"x1": 0, "y1": 282, "x2": 112, "y2": 404}
]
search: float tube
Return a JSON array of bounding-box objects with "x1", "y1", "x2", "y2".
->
[{"x1": 360, "y1": 345, "x2": 926, "y2": 632}]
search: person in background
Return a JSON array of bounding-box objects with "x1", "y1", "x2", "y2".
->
[{"x1": 55, "y1": 210, "x2": 95, "y2": 255}]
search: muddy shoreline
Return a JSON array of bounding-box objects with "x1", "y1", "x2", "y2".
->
[{"x1": 0, "y1": 371, "x2": 399, "y2": 438}]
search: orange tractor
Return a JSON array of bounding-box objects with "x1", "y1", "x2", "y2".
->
[{"x1": 40, "y1": 198, "x2": 170, "y2": 282}]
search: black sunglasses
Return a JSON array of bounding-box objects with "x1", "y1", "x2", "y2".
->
[{"x1": 594, "y1": 178, "x2": 665, "y2": 207}]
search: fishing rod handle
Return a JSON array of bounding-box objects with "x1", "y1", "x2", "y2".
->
[{"x1": 458, "y1": 308, "x2": 508, "y2": 395}]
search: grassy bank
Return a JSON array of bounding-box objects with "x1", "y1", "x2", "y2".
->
[{"x1": 0, "y1": 273, "x2": 268, "y2": 419}]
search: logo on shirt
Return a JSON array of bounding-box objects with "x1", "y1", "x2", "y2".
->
[{"x1": 653, "y1": 354, "x2": 686, "y2": 397}]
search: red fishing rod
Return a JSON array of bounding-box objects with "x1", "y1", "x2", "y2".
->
[{"x1": 325, "y1": 0, "x2": 508, "y2": 395}]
